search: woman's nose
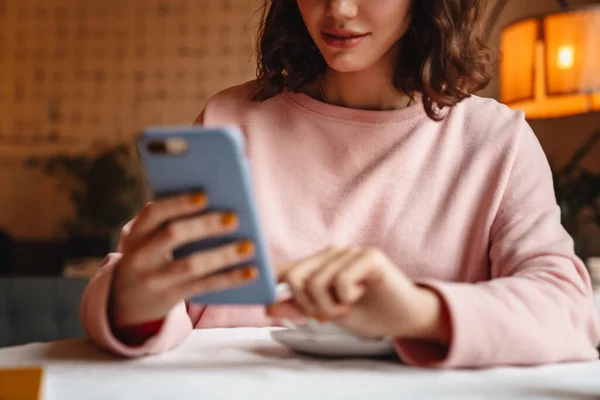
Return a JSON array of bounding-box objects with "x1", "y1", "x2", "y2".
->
[{"x1": 326, "y1": 0, "x2": 358, "y2": 20}]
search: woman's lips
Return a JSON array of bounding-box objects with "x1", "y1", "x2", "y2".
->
[{"x1": 321, "y1": 30, "x2": 369, "y2": 49}]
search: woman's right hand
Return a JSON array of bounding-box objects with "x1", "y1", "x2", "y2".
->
[{"x1": 110, "y1": 192, "x2": 258, "y2": 327}]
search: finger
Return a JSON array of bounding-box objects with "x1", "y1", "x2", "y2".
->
[
  {"x1": 281, "y1": 247, "x2": 344, "y2": 316},
  {"x1": 178, "y1": 265, "x2": 259, "y2": 300},
  {"x1": 333, "y1": 250, "x2": 383, "y2": 304},
  {"x1": 129, "y1": 211, "x2": 239, "y2": 268},
  {"x1": 165, "y1": 240, "x2": 255, "y2": 285},
  {"x1": 306, "y1": 249, "x2": 361, "y2": 318},
  {"x1": 275, "y1": 245, "x2": 338, "y2": 280},
  {"x1": 127, "y1": 193, "x2": 209, "y2": 248},
  {"x1": 265, "y1": 300, "x2": 305, "y2": 319}
]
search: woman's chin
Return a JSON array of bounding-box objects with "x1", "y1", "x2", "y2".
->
[{"x1": 323, "y1": 55, "x2": 376, "y2": 74}]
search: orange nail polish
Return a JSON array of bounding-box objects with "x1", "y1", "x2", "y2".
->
[
  {"x1": 190, "y1": 193, "x2": 207, "y2": 205},
  {"x1": 315, "y1": 314, "x2": 328, "y2": 323},
  {"x1": 221, "y1": 212, "x2": 238, "y2": 228},
  {"x1": 237, "y1": 240, "x2": 254, "y2": 256},
  {"x1": 241, "y1": 266, "x2": 258, "y2": 280}
]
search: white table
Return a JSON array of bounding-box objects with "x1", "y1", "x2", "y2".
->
[{"x1": 1, "y1": 328, "x2": 600, "y2": 400}]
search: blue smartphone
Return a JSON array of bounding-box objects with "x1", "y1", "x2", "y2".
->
[{"x1": 136, "y1": 125, "x2": 277, "y2": 305}]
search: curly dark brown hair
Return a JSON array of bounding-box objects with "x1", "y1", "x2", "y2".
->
[{"x1": 252, "y1": 0, "x2": 492, "y2": 121}]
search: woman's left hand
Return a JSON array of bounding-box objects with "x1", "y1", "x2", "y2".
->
[{"x1": 267, "y1": 246, "x2": 450, "y2": 342}]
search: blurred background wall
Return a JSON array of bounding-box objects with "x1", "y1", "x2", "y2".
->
[{"x1": 0, "y1": 0, "x2": 263, "y2": 240}]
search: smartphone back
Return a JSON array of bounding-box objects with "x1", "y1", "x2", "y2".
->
[{"x1": 137, "y1": 125, "x2": 276, "y2": 305}]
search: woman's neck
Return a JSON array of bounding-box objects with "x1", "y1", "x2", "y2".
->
[{"x1": 316, "y1": 48, "x2": 411, "y2": 111}]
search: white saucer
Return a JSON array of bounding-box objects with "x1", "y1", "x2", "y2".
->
[{"x1": 270, "y1": 329, "x2": 396, "y2": 358}]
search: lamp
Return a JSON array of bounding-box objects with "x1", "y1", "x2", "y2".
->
[{"x1": 499, "y1": 6, "x2": 600, "y2": 119}]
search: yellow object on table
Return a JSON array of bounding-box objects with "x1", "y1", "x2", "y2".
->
[{"x1": 0, "y1": 367, "x2": 44, "y2": 400}]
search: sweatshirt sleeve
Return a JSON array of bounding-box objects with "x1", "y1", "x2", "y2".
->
[
  {"x1": 395, "y1": 117, "x2": 600, "y2": 368},
  {"x1": 79, "y1": 221, "x2": 204, "y2": 357}
]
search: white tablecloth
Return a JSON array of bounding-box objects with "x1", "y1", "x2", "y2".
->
[{"x1": 1, "y1": 328, "x2": 600, "y2": 400}]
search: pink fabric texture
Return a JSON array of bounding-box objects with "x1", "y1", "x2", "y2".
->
[{"x1": 80, "y1": 81, "x2": 600, "y2": 367}]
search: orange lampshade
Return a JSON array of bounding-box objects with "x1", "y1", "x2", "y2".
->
[{"x1": 499, "y1": 7, "x2": 600, "y2": 119}]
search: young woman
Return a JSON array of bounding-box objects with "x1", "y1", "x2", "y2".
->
[{"x1": 80, "y1": 0, "x2": 600, "y2": 368}]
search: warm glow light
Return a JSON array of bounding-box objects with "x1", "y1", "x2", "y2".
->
[
  {"x1": 557, "y1": 45, "x2": 575, "y2": 70},
  {"x1": 499, "y1": 8, "x2": 600, "y2": 119}
]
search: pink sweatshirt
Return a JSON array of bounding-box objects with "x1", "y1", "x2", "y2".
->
[{"x1": 80, "y1": 81, "x2": 600, "y2": 368}]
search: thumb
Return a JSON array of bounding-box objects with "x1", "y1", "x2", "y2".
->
[{"x1": 266, "y1": 299, "x2": 305, "y2": 319}]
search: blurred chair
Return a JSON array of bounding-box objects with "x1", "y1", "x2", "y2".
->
[{"x1": 0, "y1": 277, "x2": 88, "y2": 348}]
